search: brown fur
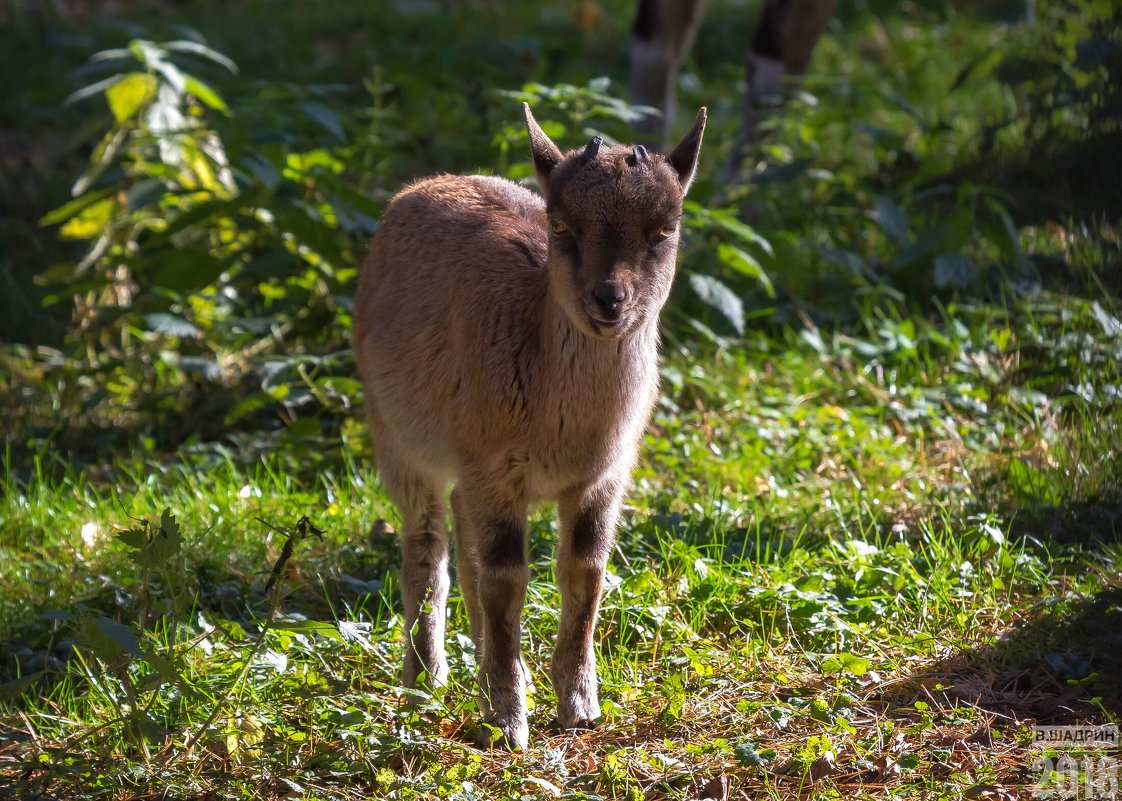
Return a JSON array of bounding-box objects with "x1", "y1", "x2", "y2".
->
[{"x1": 354, "y1": 104, "x2": 705, "y2": 749}]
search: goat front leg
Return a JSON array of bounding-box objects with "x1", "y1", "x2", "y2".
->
[
  {"x1": 553, "y1": 484, "x2": 621, "y2": 730},
  {"x1": 467, "y1": 496, "x2": 530, "y2": 749}
]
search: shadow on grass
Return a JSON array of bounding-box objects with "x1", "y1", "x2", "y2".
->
[
  {"x1": 883, "y1": 491, "x2": 1122, "y2": 733},
  {"x1": 886, "y1": 585, "x2": 1122, "y2": 724},
  {"x1": 0, "y1": 525, "x2": 399, "y2": 688}
]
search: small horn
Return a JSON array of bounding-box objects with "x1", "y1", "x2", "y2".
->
[
  {"x1": 581, "y1": 136, "x2": 603, "y2": 162},
  {"x1": 628, "y1": 144, "x2": 649, "y2": 165}
]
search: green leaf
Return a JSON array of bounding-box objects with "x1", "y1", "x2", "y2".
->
[
  {"x1": 688, "y1": 202, "x2": 774, "y2": 255},
  {"x1": 272, "y1": 620, "x2": 344, "y2": 641},
  {"x1": 146, "y1": 195, "x2": 249, "y2": 243},
  {"x1": 989, "y1": 326, "x2": 1013, "y2": 353},
  {"x1": 73, "y1": 127, "x2": 127, "y2": 196},
  {"x1": 810, "y1": 697, "x2": 832, "y2": 721},
  {"x1": 1008, "y1": 458, "x2": 1062, "y2": 505},
  {"x1": 64, "y1": 74, "x2": 126, "y2": 106},
  {"x1": 126, "y1": 178, "x2": 170, "y2": 211},
  {"x1": 59, "y1": 198, "x2": 116, "y2": 240},
  {"x1": 873, "y1": 195, "x2": 909, "y2": 245},
  {"x1": 820, "y1": 652, "x2": 870, "y2": 676},
  {"x1": 689, "y1": 273, "x2": 745, "y2": 335},
  {"x1": 164, "y1": 40, "x2": 239, "y2": 73},
  {"x1": 657, "y1": 690, "x2": 686, "y2": 725},
  {"x1": 115, "y1": 527, "x2": 150, "y2": 550},
  {"x1": 735, "y1": 741, "x2": 775, "y2": 767},
  {"x1": 880, "y1": 90, "x2": 929, "y2": 130},
  {"x1": 0, "y1": 671, "x2": 45, "y2": 699},
  {"x1": 300, "y1": 102, "x2": 344, "y2": 141},
  {"x1": 184, "y1": 76, "x2": 229, "y2": 114},
  {"x1": 39, "y1": 188, "x2": 115, "y2": 227},
  {"x1": 148, "y1": 248, "x2": 229, "y2": 293},
  {"x1": 115, "y1": 508, "x2": 183, "y2": 567},
  {"x1": 717, "y1": 243, "x2": 775, "y2": 297},
  {"x1": 891, "y1": 225, "x2": 948, "y2": 271},
  {"x1": 106, "y1": 72, "x2": 157, "y2": 123},
  {"x1": 144, "y1": 313, "x2": 201, "y2": 338},
  {"x1": 80, "y1": 616, "x2": 143, "y2": 662},
  {"x1": 933, "y1": 252, "x2": 979, "y2": 288},
  {"x1": 225, "y1": 391, "x2": 274, "y2": 424},
  {"x1": 144, "y1": 649, "x2": 182, "y2": 685},
  {"x1": 88, "y1": 46, "x2": 132, "y2": 63}
]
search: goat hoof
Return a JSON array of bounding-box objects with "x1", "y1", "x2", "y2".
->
[
  {"x1": 557, "y1": 692, "x2": 600, "y2": 732},
  {"x1": 559, "y1": 716, "x2": 598, "y2": 732},
  {"x1": 476, "y1": 715, "x2": 529, "y2": 750}
]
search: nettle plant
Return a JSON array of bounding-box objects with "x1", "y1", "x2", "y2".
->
[{"x1": 42, "y1": 36, "x2": 374, "y2": 430}]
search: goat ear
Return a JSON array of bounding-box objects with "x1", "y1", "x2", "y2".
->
[
  {"x1": 666, "y1": 107, "x2": 707, "y2": 194},
  {"x1": 524, "y1": 103, "x2": 563, "y2": 199}
]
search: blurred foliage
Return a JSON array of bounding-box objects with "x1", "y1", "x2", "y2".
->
[
  {"x1": 0, "y1": 0, "x2": 1119, "y2": 472},
  {"x1": 37, "y1": 34, "x2": 373, "y2": 440}
]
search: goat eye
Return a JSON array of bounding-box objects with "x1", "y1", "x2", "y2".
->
[
  {"x1": 654, "y1": 223, "x2": 677, "y2": 242},
  {"x1": 550, "y1": 219, "x2": 568, "y2": 236}
]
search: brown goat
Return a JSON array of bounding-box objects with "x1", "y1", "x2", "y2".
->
[{"x1": 354, "y1": 104, "x2": 706, "y2": 749}]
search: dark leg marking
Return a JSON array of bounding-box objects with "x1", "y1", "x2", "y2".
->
[
  {"x1": 570, "y1": 506, "x2": 607, "y2": 558},
  {"x1": 482, "y1": 518, "x2": 526, "y2": 570}
]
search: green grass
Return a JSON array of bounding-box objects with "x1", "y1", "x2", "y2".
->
[
  {"x1": 3, "y1": 291, "x2": 1120, "y2": 799},
  {"x1": 2, "y1": 0, "x2": 1121, "y2": 798}
]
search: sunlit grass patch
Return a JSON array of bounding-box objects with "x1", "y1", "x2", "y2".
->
[
  {"x1": 2, "y1": 0, "x2": 1120, "y2": 797},
  {"x1": 3, "y1": 291, "x2": 1119, "y2": 798}
]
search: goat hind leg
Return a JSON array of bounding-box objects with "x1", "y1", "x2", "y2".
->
[
  {"x1": 382, "y1": 457, "x2": 450, "y2": 690},
  {"x1": 451, "y1": 487, "x2": 484, "y2": 654}
]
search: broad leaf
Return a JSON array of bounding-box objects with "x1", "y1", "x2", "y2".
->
[
  {"x1": 820, "y1": 652, "x2": 871, "y2": 676},
  {"x1": 80, "y1": 616, "x2": 143, "y2": 662},
  {"x1": 300, "y1": 102, "x2": 345, "y2": 141},
  {"x1": 873, "y1": 195, "x2": 909, "y2": 245},
  {"x1": 689, "y1": 273, "x2": 745, "y2": 335},
  {"x1": 144, "y1": 313, "x2": 201, "y2": 338},
  {"x1": 164, "y1": 39, "x2": 239, "y2": 73},
  {"x1": 184, "y1": 76, "x2": 229, "y2": 114},
  {"x1": 933, "y1": 252, "x2": 979, "y2": 288},
  {"x1": 272, "y1": 620, "x2": 344, "y2": 641},
  {"x1": 148, "y1": 248, "x2": 229, "y2": 293},
  {"x1": 717, "y1": 243, "x2": 775, "y2": 297},
  {"x1": 39, "y1": 188, "x2": 115, "y2": 227},
  {"x1": 115, "y1": 508, "x2": 183, "y2": 567},
  {"x1": 59, "y1": 198, "x2": 116, "y2": 241},
  {"x1": 105, "y1": 72, "x2": 157, "y2": 123}
]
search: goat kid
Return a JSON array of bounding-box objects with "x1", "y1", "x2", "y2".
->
[{"x1": 354, "y1": 104, "x2": 706, "y2": 749}]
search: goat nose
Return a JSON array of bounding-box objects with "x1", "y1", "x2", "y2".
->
[{"x1": 592, "y1": 285, "x2": 626, "y2": 320}]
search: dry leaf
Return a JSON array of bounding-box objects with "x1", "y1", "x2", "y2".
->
[
  {"x1": 875, "y1": 754, "x2": 901, "y2": 778},
  {"x1": 809, "y1": 753, "x2": 837, "y2": 782},
  {"x1": 697, "y1": 773, "x2": 728, "y2": 800},
  {"x1": 964, "y1": 784, "x2": 1016, "y2": 801},
  {"x1": 524, "y1": 776, "x2": 561, "y2": 797}
]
